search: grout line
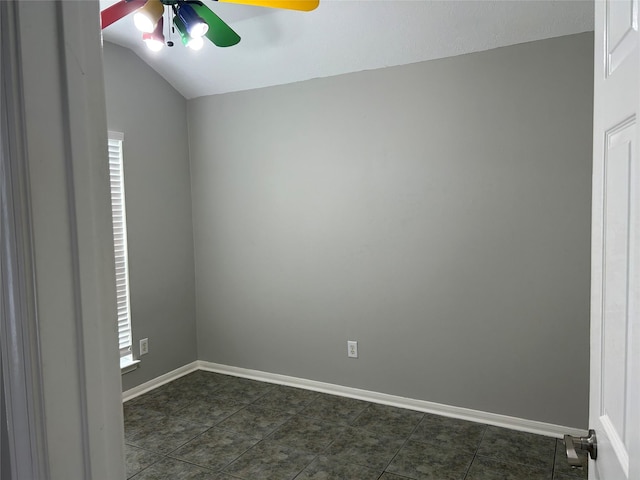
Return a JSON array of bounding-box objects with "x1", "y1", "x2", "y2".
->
[
  {"x1": 285, "y1": 401, "x2": 366, "y2": 478},
  {"x1": 462, "y1": 424, "x2": 488, "y2": 479},
  {"x1": 214, "y1": 383, "x2": 318, "y2": 479},
  {"x1": 350, "y1": 403, "x2": 372, "y2": 425},
  {"x1": 164, "y1": 425, "x2": 214, "y2": 458},
  {"x1": 551, "y1": 438, "x2": 559, "y2": 479},
  {"x1": 124, "y1": 443, "x2": 168, "y2": 479},
  {"x1": 291, "y1": 453, "x2": 322, "y2": 480},
  {"x1": 215, "y1": 437, "x2": 265, "y2": 475},
  {"x1": 377, "y1": 410, "x2": 426, "y2": 475},
  {"x1": 165, "y1": 455, "x2": 217, "y2": 471}
]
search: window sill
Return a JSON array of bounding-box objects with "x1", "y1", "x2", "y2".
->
[{"x1": 120, "y1": 356, "x2": 140, "y2": 375}]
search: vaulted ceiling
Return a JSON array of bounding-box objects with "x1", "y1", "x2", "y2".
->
[{"x1": 100, "y1": 0, "x2": 594, "y2": 99}]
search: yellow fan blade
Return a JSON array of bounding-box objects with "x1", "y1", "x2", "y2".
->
[{"x1": 217, "y1": 0, "x2": 319, "y2": 12}]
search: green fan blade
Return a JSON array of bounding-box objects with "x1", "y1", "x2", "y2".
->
[{"x1": 191, "y1": 3, "x2": 241, "y2": 47}]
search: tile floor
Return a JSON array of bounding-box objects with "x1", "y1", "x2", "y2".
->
[{"x1": 124, "y1": 370, "x2": 589, "y2": 480}]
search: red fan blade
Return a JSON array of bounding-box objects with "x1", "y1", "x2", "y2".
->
[{"x1": 101, "y1": 0, "x2": 147, "y2": 29}]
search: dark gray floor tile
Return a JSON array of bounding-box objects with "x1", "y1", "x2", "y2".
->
[
  {"x1": 126, "y1": 389, "x2": 197, "y2": 416},
  {"x1": 129, "y1": 457, "x2": 221, "y2": 479},
  {"x1": 159, "y1": 372, "x2": 230, "y2": 399},
  {"x1": 299, "y1": 394, "x2": 370, "y2": 425},
  {"x1": 172, "y1": 397, "x2": 246, "y2": 427},
  {"x1": 127, "y1": 416, "x2": 211, "y2": 454},
  {"x1": 124, "y1": 400, "x2": 165, "y2": 423},
  {"x1": 151, "y1": 383, "x2": 219, "y2": 403},
  {"x1": 410, "y1": 414, "x2": 486, "y2": 453},
  {"x1": 386, "y1": 440, "x2": 473, "y2": 480},
  {"x1": 176, "y1": 371, "x2": 232, "y2": 389},
  {"x1": 123, "y1": 404, "x2": 167, "y2": 442},
  {"x1": 466, "y1": 456, "x2": 551, "y2": 480},
  {"x1": 324, "y1": 426, "x2": 406, "y2": 470},
  {"x1": 170, "y1": 427, "x2": 260, "y2": 471},
  {"x1": 352, "y1": 403, "x2": 424, "y2": 437},
  {"x1": 252, "y1": 385, "x2": 319, "y2": 414},
  {"x1": 379, "y1": 474, "x2": 414, "y2": 480},
  {"x1": 477, "y1": 426, "x2": 555, "y2": 470},
  {"x1": 125, "y1": 444, "x2": 163, "y2": 479},
  {"x1": 216, "y1": 404, "x2": 291, "y2": 438},
  {"x1": 212, "y1": 378, "x2": 275, "y2": 403},
  {"x1": 222, "y1": 440, "x2": 316, "y2": 480},
  {"x1": 554, "y1": 440, "x2": 588, "y2": 478},
  {"x1": 268, "y1": 415, "x2": 345, "y2": 452},
  {"x1": 554, "y1": 474, "x2": 587, "y2": 480},
  {"x1": 294, "y1": 455, "x2": 382, "y2": 479}
]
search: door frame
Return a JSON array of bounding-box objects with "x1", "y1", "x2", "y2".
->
[
  {"x1": 0, "y1": 1, "x2": 125, "y2": 478},
  {"x1": 0, "y1": 2, "x2": 50, "y2": 477}
]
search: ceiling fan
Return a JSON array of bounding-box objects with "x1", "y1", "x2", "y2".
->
[{"x1": 101, "y1": 0, "x2": 319, "y2": 51}]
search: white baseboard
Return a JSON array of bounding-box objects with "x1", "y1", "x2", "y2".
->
[
  {"x1": 122, "y1": 361, "x2": 199, "y2": 402},
  {"x1": 122, "y1": 360, "x2": 586, "y2": 438},
  {"x1": 197, "y1": 361, "x2": 587, "y2": 439}
]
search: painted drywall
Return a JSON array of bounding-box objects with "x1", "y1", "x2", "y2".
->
[
  {"x1": 1, "y1": 363, "x2": 10, "y2": 479},
  {"x1": 102, "y1": 42, "x2": 197, "y2": 391},
  {"x1": 188, "y1": 33, "x2": 594, "y2": 428}
]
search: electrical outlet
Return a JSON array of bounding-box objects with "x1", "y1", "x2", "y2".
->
[
  {"x1": 347, "y1": 340, "x2": 358, "y2": 358},
  {"x1": 140, "y1": 338, "x2": 149, "y2": 356}
]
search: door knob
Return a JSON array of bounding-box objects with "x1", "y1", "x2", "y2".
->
[{"x1": 564, "y1": 429, "x2": 597, "y2": 467}]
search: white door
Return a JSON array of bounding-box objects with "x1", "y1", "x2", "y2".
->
[{"x1": 590, "y1": 0, "x2": 640, "y2": 479}]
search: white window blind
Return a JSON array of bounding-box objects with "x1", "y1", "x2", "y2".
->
[{"x1": 107, "y1": 132, "x2": 133, "y2": 365}]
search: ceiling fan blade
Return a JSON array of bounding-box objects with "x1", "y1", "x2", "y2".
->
[
  {"x1": 101, "y1": 0, "x2": 147, "y2": 29},
  {"x1": 191, "y1": 3, "x2": 241, "y2": 47},
  {"x1": 215, "y1": 0, "x2": 319, "y2": 12}
]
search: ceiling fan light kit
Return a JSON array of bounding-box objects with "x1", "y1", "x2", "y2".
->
[
  {"x1": 176, "y1": 3, "x2": 209, "y2": 38},
  {"x1": 142, "y1": 16, "x2": 165, "y2": 51},
  {"x1": 174, "y1": 15, "x2": 205, "y2": 50},
  {"x1": 133, "y1": 0, "x2": 164, "y2": 32},
  {"x1": 101, "y1": 0, "x2": 319, "y2": 52}
]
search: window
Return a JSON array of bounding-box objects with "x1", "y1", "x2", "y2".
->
[{"x1": 107, "y1": 132, "x2": 135, "y2": 370}]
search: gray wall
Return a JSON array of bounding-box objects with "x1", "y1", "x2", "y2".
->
[
  {"x1": 1, "y1": 362, "x2": 10, "y2": 479},
  {"x1": 102, "y1": 42, "x2": 197, "y2": 390},
  {"x1": 188, "y1": 33, "x2": 594, "y2": 428}
]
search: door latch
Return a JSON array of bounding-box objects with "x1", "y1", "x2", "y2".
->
[{"x1": 564, "y1": 429, "x2": 597, "y2": 467}]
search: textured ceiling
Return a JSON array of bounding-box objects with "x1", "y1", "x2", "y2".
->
[{"x1": 100, "y1": 0, "x2": 594, "y2": 99}]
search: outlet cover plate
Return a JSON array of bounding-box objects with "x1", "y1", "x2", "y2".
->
[
  {"x1": 347, "y1": 340, "x2": 358, "y2": 358},
  {"x1": 140, "y1": 338, "x2": 149, "y2": 356}
]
